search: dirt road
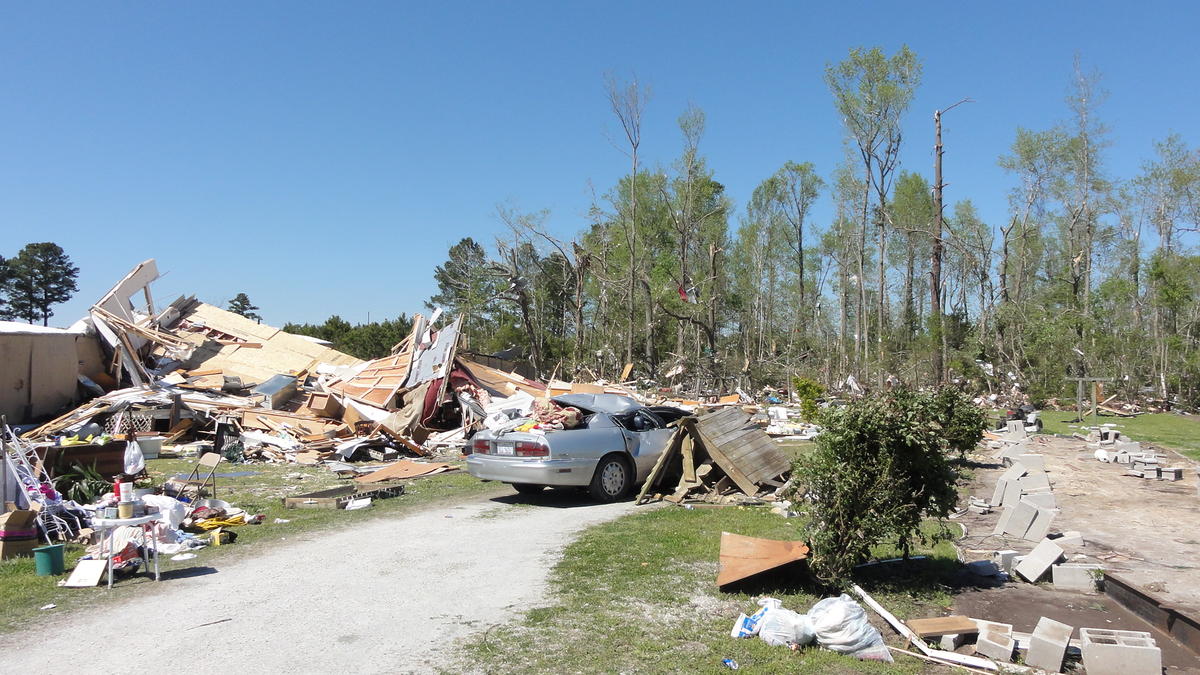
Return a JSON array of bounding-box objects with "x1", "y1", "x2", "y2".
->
[{"x1": 8, "y1": 493, "x2": 636, "y2": 674}]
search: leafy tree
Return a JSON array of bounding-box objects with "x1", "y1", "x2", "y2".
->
[
  {"x1": 227, "y1": 293, "x2": 261, "y2": 322},
  {"x1": 786, "y1": 388, "x2": 976, "y2": 584},
  {"x1": 5, "y1": 242, "x2": 79, "y2": 326}
]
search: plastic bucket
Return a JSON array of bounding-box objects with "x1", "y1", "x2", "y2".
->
[{"x1": 33, "y1": 544, "x2": 65, "y2": 576}]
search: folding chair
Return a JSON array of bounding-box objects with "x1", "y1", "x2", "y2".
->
[{"x1": 177, "y1": 452, "x2": 222, "y2": 499}]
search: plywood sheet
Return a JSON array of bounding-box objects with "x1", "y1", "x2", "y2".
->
[{"x1": 717, "y1": 531, "x2": 809, "y2": 586}]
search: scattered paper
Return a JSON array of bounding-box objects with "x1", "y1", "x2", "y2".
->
[
  {"x1": 273, "y1": 518, "x2": 291, "y2": 524},
  {"x1": 40, "y1": 604, "x2": 56, "y2": 610},
  {"x1": 171, "y1": 553, "x2": 197, "y2": 561},
  {"x1": 345, "y1": 497, "x2": 372, "y2": 511}
]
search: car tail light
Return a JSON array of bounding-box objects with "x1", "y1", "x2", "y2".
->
[
  {"x1": 515, "y1": 441, "x2": 548, "y2": 457},
  {"x1": 472, "y1": 439, "x2": 489, "y2": 454}
]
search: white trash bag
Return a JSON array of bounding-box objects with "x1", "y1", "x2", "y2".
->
[
  {"x1": 808, "y1": 594, "x2": 892, "y2": 662},
  {"x1": 123, "y1": 438, "x2": 146, "y2": 475},
  {"x1": 757, "y1": 608, "x2": 815, "y2": 647}
]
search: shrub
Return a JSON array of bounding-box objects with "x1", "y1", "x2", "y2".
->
[
  {"x1": 785, "y1": 388, "x2": 981, "y2": 585},
  {"x1": 790, "y1": 376, "x2": 825, "y2": 422}
]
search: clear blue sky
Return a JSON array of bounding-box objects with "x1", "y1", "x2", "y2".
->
[{"x1": 3, "y1": 2, "x2": 1198, "y2": 327}]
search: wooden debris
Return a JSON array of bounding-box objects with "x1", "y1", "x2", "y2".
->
[
  {"x1": 717, "y1": 531, "x2": 809, "y2": 586},
  {"x1": 906, "y1": 615, "x2": 980, "y2": 638}
]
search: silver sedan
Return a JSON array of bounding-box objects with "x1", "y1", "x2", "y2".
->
[{"x1": 465, "y1": 393, "x2": 689, "y2": 501}]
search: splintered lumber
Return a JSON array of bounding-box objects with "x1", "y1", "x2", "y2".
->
[
  {"x1": 851, "y1": 584, "x2": 1000, "y2": 672},
  {"x1": 905, "y1": 615, "x2": 980, "y2": 638},
  {"x1": 354, "y1": 459, "x2": 454, "y2": 483},
  {"x1": 694, "y1": 407, "x2": 790, "y2": 496},
  {"x1": 717, "y1": 531, "x2": 809, "y2": 586}
]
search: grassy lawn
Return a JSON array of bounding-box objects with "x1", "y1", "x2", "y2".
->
[
  {"x1": 1041, "y1": 410, "x2": 1200, "y2": 460},
  {"x1": 0, "y1": 455, "x2": 502, "y2": 633},
  {"x1": 458, "y1": 505, "x2": 960, "y2": 674}
]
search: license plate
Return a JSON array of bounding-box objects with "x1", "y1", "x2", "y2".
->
[{"x1": 496, "y1": 442, "x2": 515, "y2": 456}]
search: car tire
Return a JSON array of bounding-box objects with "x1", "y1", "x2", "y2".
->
[
  {"x1": 512, "y1": 483, "x2": 545, "y2": 495},
  {"x1": 589, "y1": 455, "x2": 631, "y2": 502},
  {"x1": 1033, "y1": 418, "x2": 1044, "y2": 433}
]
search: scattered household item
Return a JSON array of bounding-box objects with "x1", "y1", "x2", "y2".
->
[{"x1": 33, "y1": 543, "x2": 65, "y2": 576}]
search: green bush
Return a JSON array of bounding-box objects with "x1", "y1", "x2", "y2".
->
[
  {"x1": 785, "y1": 388, "x2": 981, "y2": 585},
  {"x1": 790, "y1": 375, "x2": 825, "y2": 422}
]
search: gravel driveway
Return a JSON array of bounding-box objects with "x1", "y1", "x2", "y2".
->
[{"x1": 7, "y1": 493, "x2": 637, "y2": 673}]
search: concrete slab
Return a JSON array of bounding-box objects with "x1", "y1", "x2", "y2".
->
[
  {"x1": 1015, "y1": 538, "x2": 1064, "y2": 583},
  {"x1": 1026, "y1": 616, "x2": 1074, "y2": 672},
  {"x1": 1002, "y1": 478, "x2": 1023, "y2": 506},
  {"x1": 992, "y1": 506, "x2": 1015, "y2": 536},
  {"x1": 1023, "y1": 506, "x2": 1059, "y2": 542},
  {"x1": 1019, "y1": 471, "x2": 1051, "y2": 492},
  {"x1": 1022, "y1": 491, "x2": 1056, "y2": 509},
  {"x1": 1004, "y1": 500, "x2": 1039, "y2": 539},
  {"x1": 1052, "y1": 563, "x2": 1102, "y2": 592},
  {"x1": 1016, "y1": 453, "x2": 1045, "y2": 471},
  {"x1": 990, "y1": 477, "x2": 1009, "y2": 507},
  {"x1": 1080, "y1": 627, "x2": 1162, "y2": 675}
]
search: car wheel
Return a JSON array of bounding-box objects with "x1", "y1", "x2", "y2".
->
[
  {"x1": 589, "y1": 455, "x2": 630, "y2": 502},
  {"x1": 512, "y1": 483, "x2": 545, "y2": 495}
]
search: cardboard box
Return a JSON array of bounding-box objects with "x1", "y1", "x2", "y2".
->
[
  {"x1": 0, "y1": 510, "x2": 39, "y2": 559},
  {"x1": 300, "y1": 392, "x2": 343, "y2": 419}
]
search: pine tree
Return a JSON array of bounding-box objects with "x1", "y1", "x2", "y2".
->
[
  {"x1": 227, "y1": 293, "x2": 262, "y2": 322},
  {"x1": 5, "y1": 243, "x2": 79, "y2": 326}
]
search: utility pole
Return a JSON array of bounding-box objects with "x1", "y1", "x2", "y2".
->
[{"x1": 931, "y1": 98, "x2": 972, "y2": 387}]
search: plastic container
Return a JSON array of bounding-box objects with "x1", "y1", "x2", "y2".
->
[
  {"x1": 33, "y1": 544, "x2": 65, "y2": 576},
  {"x1": 137, "y1": 436, "x2": 165, "y2": 459}
]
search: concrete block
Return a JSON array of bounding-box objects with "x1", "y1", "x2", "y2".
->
[
  {"x1": 1161, "y1": 467, "x2": 1183, "y2": 481},
  {"x1": 1016, "y1": 453, "x2": 1045, "y2": 471},
  {"x1": 1002, "y1": 479, "x2": 1023, "y2": 506},
  {"x1": 1080, "y1": 628, "x2": 1161, "y2": 675},
  {"x1": 1026, "y1": 616, "x2": 1073, "y2": 672},
  {"x1": 1052, "y1": 563, "x2": 1102, "y2": 592},
  {"x1": 1054, "y1": 531, "x2": 1083, "y2": 549},
  {"x1": 994, "y1": 550, "x2": 1019, "y2": 575},
  {"x1": 975, "y1": 629, "x2": 1015, "y2": 662},
  {"x1": 1019, "y1": 471, "x2": 1051, "y2": 492},
  {"x1": 1022, "y1": 492, "x2": 1056, "y2": 509},
  {"x1": 1023, "y1": 506, "x2": 1058, "y2": 542},
  {"x1": 940, "y1": 632, "x2": 968, "y2": 650},
  {"x1": 992, "y1": 506, "x2": 1015, "y2": 536},
  {"x1": 1006, "y1": 420, "x2": 1027, "y2": 439},
  {"x1": 1114, "y1": 440, "x2": 1141, "y2": 453},
  {"x1": 1004, "y1": 500, "x2": 1039, "y2": 538},
  {"x1": 1015, "y1": 539, "x2": 1064, "y2": 582},
  {"x1": 990, "y1": 478, "x2": 1009, "y2": 507},
  {"x1": 1114, "y1": 452, "x2": 1132, "y2": 464},
  {"x1": 1141, "y1": 467, "x2": 1160, "y2": 479}
]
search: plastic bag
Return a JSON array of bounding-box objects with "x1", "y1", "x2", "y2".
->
[
  {"x1": 123, "y1": 438, "x2": 145, "y2": 475},
  {"x1": 730, "y1": 597, "x2": 781, "y2": 638},
  {"x1": 808, "y1": 594, "x2": 892, "y2": 662},
  {"x1": 757, "y1": 609, "x2": 815, "y2": 647}
]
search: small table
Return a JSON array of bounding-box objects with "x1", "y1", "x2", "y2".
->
[{"x1": 91, "y1": 513, "x2": 163, "y2": 589}]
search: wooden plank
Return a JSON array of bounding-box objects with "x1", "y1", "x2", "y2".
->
[
  {"x1": 681, "y1": 434, "x2": 696, "y2": 483},
  {"x1": 905, "y1": 616, "x2": 980, "y2": 638},
  {"x1": 717, "y1": 531, "x2": 809, "y2": 586}
]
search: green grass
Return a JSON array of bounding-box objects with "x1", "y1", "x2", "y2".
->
[
  {"x1": 0, "y1": 456, "x2": 503, "y2": 633},
  {"x1": 458, "y1": 506, "x2": 960, "y2": 674},
  {"x1": 1041, "y1": 410, "x2": 1200, "y2": 460}
]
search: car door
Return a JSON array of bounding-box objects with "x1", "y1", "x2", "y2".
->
[{"x1": 624, "y1": 409, "x2": 675, "y2": 481}]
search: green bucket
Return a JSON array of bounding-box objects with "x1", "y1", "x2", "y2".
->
[{"x1": 33, "y1": 544, "x2": 65, "y2": 576}]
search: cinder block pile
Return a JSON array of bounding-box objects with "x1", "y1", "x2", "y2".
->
[
  {"x1": 1088, "y1": 425, "x2": 1186, "y2": 480},
  {"x1": 988, "y1": 454, "x2": 1058, "y2": 542}
]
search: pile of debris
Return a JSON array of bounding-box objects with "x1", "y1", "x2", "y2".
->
[{"x1": 634, "y1": 406, "x2": 792, "y2": 505}]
